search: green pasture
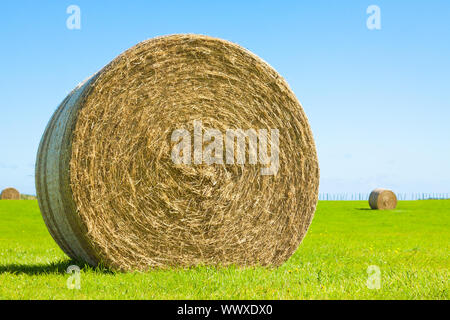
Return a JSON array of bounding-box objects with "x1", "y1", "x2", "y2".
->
[{"x1": 0, "y1": 200, "x2": 448, "y2": 299}]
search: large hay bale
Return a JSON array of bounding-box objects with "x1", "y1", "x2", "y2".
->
[
  {"x1": 36, "y1": 34, "x2": 319, "y2": 271},
  {"x1": 369, "y1": 188, "x2": 397, "y2": 210},
  {"x1": 1, "y1": 187, "x2": 20, "y2": 200}
]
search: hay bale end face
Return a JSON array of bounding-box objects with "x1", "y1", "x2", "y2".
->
[
  {"x1": 1, "y1": 188, "x2": 20, "y2": 200},
  {"x1": 36, "y1": 34, "x2": 320, "y2": 271},
  {"x1": 369, "y1": 188, "x2": 397, "y2": 210}
]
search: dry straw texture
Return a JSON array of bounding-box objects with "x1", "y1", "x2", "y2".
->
[
  {"x1": 369, "y1": 188, "x2": 397, "y2": 210},
  {"x1": 1, "y1": 187, "x2": 20, "y2": 200},
  {"x1": 36, "y1": 34, "x2": 319, "y2": 271}
]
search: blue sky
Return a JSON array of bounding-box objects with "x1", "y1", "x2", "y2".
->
[{"x1": 0, "y1": 0, "x2": 449, "y2": 195}]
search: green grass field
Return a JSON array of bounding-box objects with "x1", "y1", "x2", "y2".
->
[{"x1": 0, "y1": 200, "x2": 448, "y2": 299}]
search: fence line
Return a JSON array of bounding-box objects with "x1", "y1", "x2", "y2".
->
[{"x1": 318, "y1": 193, "x2": 450, "y2": 201}]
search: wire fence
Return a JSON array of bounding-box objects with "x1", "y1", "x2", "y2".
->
[{"x1": 318, "y1": 193, "x2": 450, "y2": 201}]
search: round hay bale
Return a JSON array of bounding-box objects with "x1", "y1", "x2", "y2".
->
[
  {"x1": 1, "y1": 187, "x2": 20, "y2": 200},
  {"x1": 36, "y1": 34, "x2": 319, "y2": 271},
  {"x1": 369, "y1": 188, "x2": 397, "y2": 210}
]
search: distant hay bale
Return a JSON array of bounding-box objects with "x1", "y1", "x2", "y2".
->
[
  {"x1": 1, "y1": 187, "x2": 20, "y2": 200},
  {"x1": 369, "y1": 188, "x2": 397, "y2": 210},
  {"x1": 35, "y1": 34, "x2": 319, "y2": 271}
]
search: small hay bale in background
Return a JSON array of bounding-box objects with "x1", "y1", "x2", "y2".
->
[
  {"x1": 36, "y1": 34, "x2": 320, "y2": 271},
  {"x1": 369, "y1": 188, "x2": 397, "y2": 210},
  {"x1": 1, "y1": 187, "x2": 20, "y2": 200}
]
